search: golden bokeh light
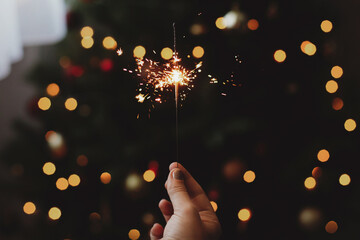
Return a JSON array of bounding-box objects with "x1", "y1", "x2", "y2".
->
[
  {"x1": 192, "y1": 46, "x2": 205, "y2": 59},
  {"x1": 103, "y1": 36, "x2": 117, "y2": 50},
  {"x1": 317, "y1": 149, "x2": 330, "y2": 162},
  {"x1": 38, "y1": 97, "x2": 51, "y2": 111},
  {"x1": 65, "y1": 98, "x2": 78, "y2": 111},
  {"x1": 160, "y1": 47, "x2": 173, "y2": 60},
  {"x1": 68, "y1": 174, "x2": 81, "y2": 187},
  {"x1": 304, "y1": 177, "x2": 316, "y2": 190},
  {"x1": 331, "y1": 66, "x2": 343, "y2": 79},
  {"x1": 325, "y1": 80, "x2": 338, "y2": 94},
  {"x1": 80, "y1": 26, "x2": 94, "y2": 38},
  {"x1": 210, "y1": 201, "x2": 218, "y2": 212},
  {"x1": 77, "y1": 154, "x2": 88, "y2": 166},
  {"x1": 215, "y1": 17, "x2": 226, "y2": 30},
  {"x1": 274, "y1": 50, "x2": 286, "y2": 63},
  {"x1": 128, "y1": 229, "x2": 140, "y2": 240},
  {"x1": 243, "y1": 170, "x2": 256, "y2": 183},
  {"x1": 56, "y1": 177, "x2": 69, "y2": 191},
  {"x1": 321, "y1": 20, "x2": 333, "y2": 33},
  {"x1": 325, "y1": 220, "x2": 338, "y2": 234},
  {"x1": 48, "y1": 207, "x2": 61, "y2": 220},
  {"x1": 23, "y1": 202, "x2": 36, "y2": 215},
  {"x1": 133, "y1": 45, "x2": 146, "y2": 58},
  {"x1": 344, "y1": 118, "x2": 356, "y2": 132},
  {"x1": 332, "y1": 97, "x2": 344, "y2": 111},
  {"x1": 100, "y1": 172, "x2": 111, "y2": 184},
  {"x1": 300, "y1": 41, "x2": 310, "y2": 53},
  {"x1": 238, "y1": 208, "x2": 251, "y2": 221},
  {"x1": 339, "y1": 173, "x2": 351, "y2": 186},
  {"x1": 81, "y1": 37, "x2": 94, "y2": 49},
  {"x1": 47, "y1": 83, "x2": 60, "y2": 97},
  {"x1": 143, "y1": 170, "x2": 156, "y2": 182},
  {"x1": 247, "y1": 19, "x2": 259, "y2": 30},
  {"x1": 42, "y1": 162, "x2": 56, "y2": 175},
  {"x1": 304, "y1": 42, "x2": 317, "y2": 56}
]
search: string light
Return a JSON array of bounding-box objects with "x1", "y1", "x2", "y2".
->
[
  {"x1": 81, "y1": 37, "x2": 94, "y2": 49},
  {"x1": 238, "y1": 208, "x2": 251, "y2": 221},
  {"x1": 344, "y1": 118, "x2": 356, "y2": 132},
  {"x1": 312, "y1": 167, "x2": 322, "y2": 179},
  {"x1": 48, "y1": 207, "x2": 61, "y2": 220},
  {"x1": 76, "y1": 154, "x2": 88, "y2": 166},
  {"x1": 215, "y1": 17, "x2": 226, "y2": 30},
  {"x1": 325, "y1": 221, "x2": 338, "y2": 234},
  {"x1": 321, "y1": 20, "x2": 333, "y2": 33},
  {"x1": 243, "y1": 170, "x2": 256, "y2": 183},
  {"x1": 339, "y1": 174, "x2": 351, "y2": 186},
  {"x1": 103, "y1": 36, "x2": 117, "y2": 50},
  {"x1": 80, "y1": 26, "x2": 94, "y2": 38},
  {"x1": 210, "y1": 201, "x2": 218, "y2": 212},
  {"x1": 331, "y1": 66, "x2": 343, "y2": 79},
  {"x1": 38, "y1": 97, "x2": 51, "y2": 111},
  {"x1": 46, "y1": 83, "x2": 60, "y2": 97},
  {"x1": 42, "y1": 162, "x2": 56, "y2": 175},
  {"x1": 332, "y1": 97, "x2": 344, "y2": 111},
  {"x1": 247, "y1": 19, "x2": 259, "y2": 30},
  {"x1": 68, "y1": 174, "x2": 81, "y2": 187},
  {"x1": 304, "y1": 177, "x2": 316, "y2": 190},
  {"x1": 161, "y1": 47, "x2": 173, "y2": 60},
  {"x1": 133, "y1": 46, "x2": 146, "y2": 58},
  {"x1": 143, "y1": 170, "x2": 156, "y2": 182},
  {"x1": 325, "y1": 80, "x2": 338, "y2": 93},
  {"x1": 274, "y1": 50, "x2": 286, "y2": 63},
  {"x1": 192, "y1": 46, "x2": 205, "y2": 58},
  {"x1": 65, "y1": 98, "x2": 78, "y2": 111},
  {"x1": 56, "y1": 177, "x2": 69, "y2": 191},
  {"x1": 304, "y1": 42, "x2": 317, "y2": 56},
  {"x1": 100, "y1": 172, "x2": 111, "y2": 184},
  {"x1": 317, "y1": 149, "x2": 330, "y2": 162},
  {"x1": 23, "y1": 202, "x2": 36, "y2": 215},
  {"x1": 128, "y1": 229, "x2": 140, "y2": 240}
]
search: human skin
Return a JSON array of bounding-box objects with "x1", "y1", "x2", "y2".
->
[{"x1": 150, "y1": 162, "x2": 221, "y2": 240}]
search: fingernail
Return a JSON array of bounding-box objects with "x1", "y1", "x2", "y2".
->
[{"x1": 173, "y1": 169, "x2": 184, "y2": 180}]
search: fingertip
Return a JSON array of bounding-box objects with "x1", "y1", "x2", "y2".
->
[
  {"x1": 169, "y1": 162, "x2": 181, "y2": 171},
  {"x1": 150, "y1": 223, "x2": 164, "y2": 238}
]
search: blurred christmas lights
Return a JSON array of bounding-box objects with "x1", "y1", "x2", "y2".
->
[
  {"x1": 339, "y1": 173, "x2": 351, "y2": 186},
  {"x1": 304, "y1": 177, "x2": 316, "y2": 190},
  {"x1": 48, "y1": 207, "x2": 61, "y2": 220},
  {"x1": 23, "y1": 202, "x2": 36, "y2": 215},
  {"x1": 274, "y1": 50, "x2": 286, "y2": 63},
  {"x1": 238, "y1": 208, "x2": 251, "y2": 222},
  {"x1": 317, "y1": 149, "x2": 330, "y2": 162}
]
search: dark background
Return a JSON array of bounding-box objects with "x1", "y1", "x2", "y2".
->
[{"x1": 1, "y1": 0, "x2": 360, "y2": 239}]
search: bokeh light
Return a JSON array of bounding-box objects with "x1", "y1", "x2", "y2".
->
[
  {"x1": 332, "y1": 97, "x2": 344, "y2": 111},
  {"x1": 46, "y1": 83, "x2": 60, "y2": 97},
  {"x1": 128, "y1": 229, "x2": 140, "y2": 240},
  {"x1": 42, "y1": 162, "x2": 56, "y2": 175},
  {"x1": 304, "y1": 177, "x2": 316, "y2": 190},
  {"x1": 317, "y1": 149, "x2": 330, "y2": 162},
  {"x1": 238, "y1": 208, "x2": 251, "y2": 221},
  {"x1": 81, "y1": 37, "x2": 94, "y2": 49},
  {"x1": 103, "y1": 36, "x2": 117, "y2": 50},
  {"x1": 80, "y1": 26, "x2": 94, "y2": 38},
  {"x1": 68, "y1": 174, "x2": 81, "y2": 187},
  {"x1": 59, "y1": 56, "x2": 71, "y2": 69},
  {"x1": 143, "y1": 170, "x2": 156, "y2": 182},
  {"x1": 243, "y1": 170, "x2": 256, "y2": 183},
  {"x1": 38, "y1": 97, "x2": 51, "y2": 111},
  {"x1": 89, "y1": 212, "x2": 101, "y2": 221},
  {"x1": 331, "y1": 66, "x2": 343, "y2": 79},
  {"x1": 339, "y1": 173, "x2": 351, "y2": 186},
  {"x1": 56, "y1": 177, "x2": 69, "y2": 191},
  {"x1": 299, "y1": 207, "x2": 322, "y2": 229},
  {"x1": 76, "y1": 154, "x2": 88, "y2": 166},
  {"x1": 210, "y1": 201, "x2": 218, "y2": 212},
  {"x1": 344, "y1": 118, "x2": 356, "y2": 132},
  {"x1": 48, "y1": 207, "x2": 61, "y2": 220},
  {"x1": 274, "y1": 50, "x2": 286, "y2": 63},
  {"x1": 312, "y1": 167, "x2": 322, "y2": 179},
  {"x1": 215, "y1": 17, "x2": 226, "y2": 30},
  {"x1": 247, "y1": 19, "x2": 259, "y2": 30},
  {"x1": 133, "y1": 45, "x2": 146, "y2": 58},
  {"x1": 125, "y1": 173, "x2": 142, "y2": 191},
  {"x1": 325, "y1": 220, "x2": 338, "y2": 234},
  {"x1": 321, "y1": 20, "x2": 333, "y2": 33},
  {"x1": 304, "y1": 42, "x2": 317, "y2": 56},
  {"x1": 65, "y1": 98, "x2": 78, "y2": 111},
  {"x1": 100, "y1": 172, "x2": 111, "y2": 184},
  {"x1": 160, "y1": 47, "x2": 173, "y2": 60},
  {"x1": 23, "y1": 202, "x2": 36, "y2": 215},
  {"x1": 325, "y1": 80, "x2": 338, "y2": 94},
  {"x1": 300, "y1": 41, "x2": 310, "y2": 53},
  {"x1": 46, "y1": 131, "x2": 64, "y2": 149},
  {"x1": 192, "y1": 46, "x2": 204, "y2": 58}
]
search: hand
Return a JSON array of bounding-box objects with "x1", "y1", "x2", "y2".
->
[{"x1": 150, "y1": 162, "x2": 221, "y2": 240}]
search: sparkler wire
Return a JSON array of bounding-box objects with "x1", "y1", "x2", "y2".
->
[{"x1": 173, "y1": 23, "x2": 179, "y2": 167}]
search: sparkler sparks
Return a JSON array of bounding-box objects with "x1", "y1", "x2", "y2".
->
[{"x1": 116, "y1": 48, "x2": 123, "y2": 56}]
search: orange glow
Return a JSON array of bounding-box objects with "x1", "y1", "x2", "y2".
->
[
  {"x1": 215, "y1": 17, "x2": 226, "y2": 30},
  {"x1": 344, "y1": 118, "x2": 356, "y2": 132},
  {"x1": 312, "y1": 167, "x2": 322, "y2": 179},
  {"x1": 300, "y1": 41, "x2": 310, "y2": 53},
  {"x1": 321, "y1": 20, "x2": 333, "y2": 33},
  {"x1": 48, "y1": 207, "x2": 61, "y2": 220},
  {"x1": 47, "y1": 83, "x2": 60, "y2": 97},
  {"x1": 192, "y1": 46, "x2": 205, "y2": 58},
  {"x1": 274, "y1": 50, "x2": 286, "y2": 63},
  {"x1": 59, "y1": 56, "x2": 71, "y2": 69},
  {"x1": 247, "y1": 19, "x2": 259, "y2": 30},
  {"x1": 304, "y1": 42, "x2": 317, "y2": 56},
  {"x1": 325, "y1": 221, "x2": 338, "y2": 234},
  {"x1": 38, "y1": 97, "x2": 51, "y2": 111},
  {"x1": 332, "y1": 97, "x2": 344, "y2": 111},
  {"x1": 317, "y1": 149, "x2": 330, "y2": 162},
  {"x1": 238, "y1": 208, "x2": 251, "y2": 221},
  {"x1": 210, "y1": 201, "x2": 218, "y2": 212},
  {"x1": 243, "y1": 170, "x2": 256, "y2": 183},
  {"x1": 76, "y1": 154, "x2": 88, "y2": 166},
  {"x1": 89, "y1": 212, "x2": 101, "y2": 221},
  {"x1": 80, "y1": 26, "x2": 94, "y2": 38},
  {"x1": 103, "y1": 36, "x2": 117, "y2": 50},
  {"x1": 56, "y1": 178, "x2": 69, "y2": 191},
  {"x1": 339, "y1": 173, "x2": 351, "y2": 186},
  {"x1": 100, "y1": 172, "x2": 111, "y2": 184},
  {"x1": 81, "y1": 37, "x2": 94, "y2": 49},
  {"x1": 304, "y1": 177, "x2": 316, "y2": 190},
  {"x1": 65, "y1": 98, "x2": 78, "y2": 111},
  {"x1": 161, "y1": 47, "x2": 173, "y2": 60},
  {"x1": 128, "y1": 229, "x2": 140, "y2": 240},
  {"x1": 331, "y1": 66, "x2": 343, "y2": 79},
  {"x1": 23, "y1": 202, "x2": 36, "y2": 214},
  {"x1": 143, "y1": 170, "x2": 156, "y2": 182},
  {"x1": 43, "y1": 162, "x2": 56, "y2": 175},
  {"x1": 68, "y1": 174, "x2": 81, "y2": 187},
  {"x1": 325, "y1": 80, "x2": 338, "y2": 93},
  {"x1": 133, "y1": 46, "x2": 146, "y2": 58}
]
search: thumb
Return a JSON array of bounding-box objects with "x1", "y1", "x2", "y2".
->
[{"x1": 166, "y1": 168, "x2": 191, "y2": 211}]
